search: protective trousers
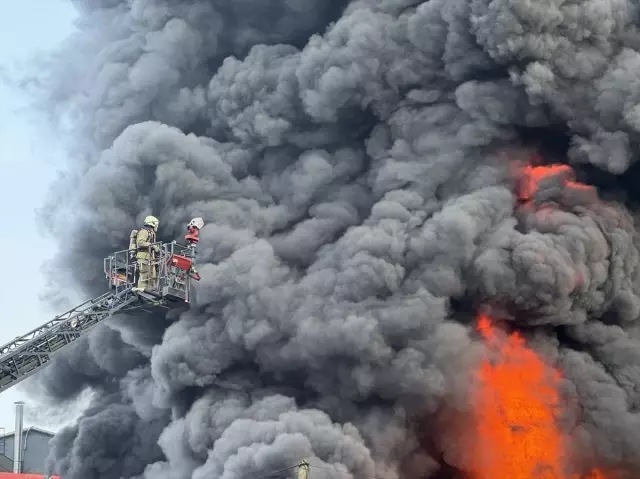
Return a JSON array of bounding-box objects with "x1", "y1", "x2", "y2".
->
[{"x1": 136, "y1": 257, "x2": 157, "y2": 290}]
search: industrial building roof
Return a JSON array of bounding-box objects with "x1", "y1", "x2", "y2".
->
[{"x1": 0, "y1": 427, "x2": 53, "y2": 439}]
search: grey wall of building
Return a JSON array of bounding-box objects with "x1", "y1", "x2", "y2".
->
[{"x1": 0, "y1": 428, "x2": 54, "y2": 474}]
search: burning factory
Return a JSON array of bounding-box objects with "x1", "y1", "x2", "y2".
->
[{"x1": 4, "y1": 0, "x2": 640, "y2": 479}]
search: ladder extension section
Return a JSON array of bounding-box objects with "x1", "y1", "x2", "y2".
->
[{"x1": 0, "y1": 289, "x2": 140, "y2": 393}]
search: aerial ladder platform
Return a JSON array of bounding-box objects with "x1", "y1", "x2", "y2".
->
[{"x1": 0, "y1": 218, "x2": 204, "y2": 394}]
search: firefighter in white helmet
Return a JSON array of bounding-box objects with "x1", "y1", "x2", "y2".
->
[
  {"x1": 184, "y1": 217, "x2": 204, "y2": 281},
  {"x1": 132, "y1": 215, "x2": 160, "y2": 292}
]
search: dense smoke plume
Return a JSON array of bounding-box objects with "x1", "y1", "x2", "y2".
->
[{"x1": 21, "y1": 0, "x2": 640, "y2": 477}]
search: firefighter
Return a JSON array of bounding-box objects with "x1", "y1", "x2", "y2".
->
[
  {"x1": 132, "y1": 215, "x2": 160, "y2": 292},
  {"x1": 185, "y1": 217, "x2": 204, "y2": 281}
]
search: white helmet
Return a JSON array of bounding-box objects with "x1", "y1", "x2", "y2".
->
[
  {"x1": 144, "y1": 215, "x2": 159, "y2": 231},
  {"x1": 188, "y1": 217, "x2": 204, "y2": 230}
]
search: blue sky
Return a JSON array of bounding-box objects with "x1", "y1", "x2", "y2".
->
[{"x1": 0, "y1": 1, "x2": 80, "y2": 433}]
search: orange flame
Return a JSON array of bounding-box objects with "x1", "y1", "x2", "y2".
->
[
  {"x1": 519, "y1": 164, "x2": 573, "y2": 202},
  {"x1": 467, "y1": 314, "x2": 609, "y2": 479},
  {"x1": 516, "y1": 162, "x2": 597, "y2": 206}
]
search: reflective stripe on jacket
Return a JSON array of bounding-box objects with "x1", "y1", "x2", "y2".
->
[{"x1": 135, "y1": 227, "x2": 156, "y2": 260}]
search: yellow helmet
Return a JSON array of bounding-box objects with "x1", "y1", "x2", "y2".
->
[{"x1": 144, "y1": 215, "x2": 159, "y2": 231}]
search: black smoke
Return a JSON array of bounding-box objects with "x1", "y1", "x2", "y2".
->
[{"x1": 17, "y1": 0, "x2": 640, "y2": 477}]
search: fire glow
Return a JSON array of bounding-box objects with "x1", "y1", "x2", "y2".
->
[
  {"x1": 462, "y1": 160, "x2": 613, "y2": 478},
  {"x1": 515, "y1": 162, "x2": 597, "y2": 207},
  {"x1": 467, "y1": 314, "x2": 607, "y2": 479}
]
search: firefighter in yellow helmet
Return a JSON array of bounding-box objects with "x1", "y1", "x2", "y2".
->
[{"x1": 132, "y1": 215, "x2": 160, "y2": 292}]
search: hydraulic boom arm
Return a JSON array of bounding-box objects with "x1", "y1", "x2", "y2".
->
[{"x1": 0, "y1": 288, "x2": 145, "y2": 393}]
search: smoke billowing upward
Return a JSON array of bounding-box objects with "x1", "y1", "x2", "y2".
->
[{"x1": 19, "y1": 0, "x2": 640, "y2": 477}]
